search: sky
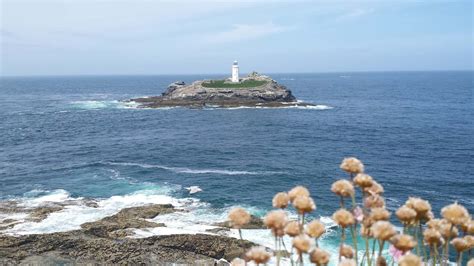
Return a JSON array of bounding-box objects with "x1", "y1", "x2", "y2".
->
[{"x1": 0, "y1": 0, "x2": 473, "y2": 76}]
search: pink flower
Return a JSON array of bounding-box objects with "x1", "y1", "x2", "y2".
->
[
  {"x1": 389, "y1": 245, "x2": 404, "y2": 262},
  {"x1": 353, "y1": 206, "x2": 364, "y2": 223}
]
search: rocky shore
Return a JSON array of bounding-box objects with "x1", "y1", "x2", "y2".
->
[
  {"x1": 127, "y1": 73, "x2": 314, "y2": 108},
  {"x1": 0, "y1": 202, "x2": 264, "y2": 265}
]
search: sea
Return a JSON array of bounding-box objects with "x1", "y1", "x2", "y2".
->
[{"x1": 1, "y1": 71, "x2": 473, "y2": 264}]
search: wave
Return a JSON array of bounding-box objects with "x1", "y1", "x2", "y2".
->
[
  {"x1": 104, "y1": 162, "x2": 284, "y2": 175},
  {"x1": 69, "y1": 100, "x2": 140, "y2": 110},
  {"x1": 220, "y1": 104, "x2": 334, "y2": 110},
  {"x1": 1, "y1": 188, "x2": 196, "y2": 235}
]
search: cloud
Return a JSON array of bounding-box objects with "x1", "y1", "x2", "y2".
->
[
  {"x1": 333, "y1": 8, "x2": 375, "y2": 23},
  {"x1": 203, "y1": 22, "x2": 291, "y2": 44}
]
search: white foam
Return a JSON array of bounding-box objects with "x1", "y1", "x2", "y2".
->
[
  {"x1": 19, "y1": 189, "x2": 72, "y2": 208},
  {"x1": 3, "y1": 189, "x2": 194, "y2": 235},
  {"x1": 217, "y1": 104, "x2": 334, "y2": 110},
  {"x1": 185, "y1": 186, "x2": 203, "y2": 194},
  {"x1": 104, "y1": 162, "x2": 282, "y2": 175},
  {"x1": 70, "y1": 100, "x2": 140, "y2": 110}
]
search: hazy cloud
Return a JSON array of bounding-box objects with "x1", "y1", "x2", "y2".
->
[
  {"x1": 203, "y1": 22, "x2": 292, "y2": 44},
  {"x1": 333, "y1": 8, "x2": 375, "y2": 23}
]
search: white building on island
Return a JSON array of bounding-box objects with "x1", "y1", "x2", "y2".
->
[{"x1": 231, "y1": 60, "x2": 239, "y2": 83}]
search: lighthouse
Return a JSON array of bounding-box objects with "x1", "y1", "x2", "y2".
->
[{"x1": 231, "y1": 60, "x2": 239, "y2": 83}]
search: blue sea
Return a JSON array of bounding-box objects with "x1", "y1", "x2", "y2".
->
[{"x1": 1, "y1": 72, "x2": 473, "y2": 263}]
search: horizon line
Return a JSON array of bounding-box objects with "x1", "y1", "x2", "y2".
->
[{"x1": 1, "y1": 69, "x2": 473, "y2": 78}]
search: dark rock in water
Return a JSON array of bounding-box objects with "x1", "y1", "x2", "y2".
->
[
  {"x1": 213, "y1": 215, "x2": 266, "y2": 229},
  {"x1": 205, "y1": 227, "x2": 231, "y2": 235},
  {"x1": 128, "y1": 74, "x2": 314, "y2": 108},
  {"x1": 0, "y1": 232, "x2": 255, "y2": 264},
  {"x1": 29, "y1": 206, "x2": 64, "y2": 222},
  {"x1": 81, "y1": 204, "x2": 173, "y2": 238}
]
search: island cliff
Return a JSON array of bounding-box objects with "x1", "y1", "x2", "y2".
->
[{"x1": 128, "y1": 73, "x2": 313, "y2": 108}]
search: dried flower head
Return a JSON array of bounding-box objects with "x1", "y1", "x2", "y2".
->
[
  {"x1": 288, "y1": 185, "x2": 310, "y2": 202},
  {"x1": 468, "y1": 258, "x2": 474, "y2": 266},
  {"x1": 370, "y1": 208, "x2": 391, "y2": 221},
  {"x1": 264, "y1": 210, "x2": 288, "y2": 236},
  {"x1": 340, "y1": 244, "x2": 354, "y2": 259},
  {"x1": 450, "y1": 237, "x2": 470, "y2": 252},
  {"x1": 230, "y1": 258, "x2": 245, "y2": 266},
  {"x1": 364, "y1": 195, "x2": 385, "y2": 209},
  {"x1": 228, "y1": 208, "x2": 251, "y2": 229},
  {"x1": 272, "y1": 192, "x2": 290, "y2": 209},
  {"x1": 331, "y1": 180, "x2": 355, "y2": 197},
  {"x1": 353, "y1": 173, "x2": 374, "y2": 188},
  {"x1": 340, "y1": 157, "x2": 364, "y2": 174},
  {"x1": 284, "y1": 220, "x2": 301, "y2": 237},
  {"x1": 464, "y1": 235, "x2": 474, "y2": 249},
  {"x1": 292, "y1": 234, "x2": 312, "y2": 254},
  {"x1": 365, "y1": 180, "x2": 384, "y2": 195},
  {"x1": 426, "y1": 218, "x2": 443, "y2": 230},
  {"x1": 439, "y1": 220, "x2": 459, "y2": 239},
  {"x1": 360, "y1": 224, "x2": 372, "y2": 238},
  {"x1": 339, "y1": 258, "x2": 356, "y2": 266},
  {"x1": 306, "y1": 220, "x2": 326, "y2": 238},
  {"x1": 293, "y1": 195, "x2": 316, "y2": 214},
  {"x1": 396, "y1": 206, "x2": 417, "y2": 225},
  {"x1": 441, "y1": 202, "x2": 470, "y2": 225},
  {"x1": 390, "y1": 234, "x2": 416, "y2": 252},
  {"x1": 398, "y1": 254, "x2": 421, "y2": 266},
  {"x1": 405, "y1": 197, "x2": 431, "y2": 220},
  {"x1": 372, "y1": 221, "x2": 396, "y2": 241},
  {"x1": 245, "y1": 246, "x2": 271, "y2": 264},
  {"x1": 332, "y1": 209, "x2": 356, "y2": 228},
  {"x1": 309, "y1": 248, "x2": 331, "y2": 265},
  {"x1": 460, "y1": 218, "x2": 474, "y2": 234},
  {"x1": 423, "y1": 228, "x2": 444, "y2": 246}
]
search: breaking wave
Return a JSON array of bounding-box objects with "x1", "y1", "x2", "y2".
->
[
  {"x1": 104, "y1": 162, "x2": 284, "y2": 175},
  {"x1": 70, "y1": 100, "x2": 140, "y2": 110}
]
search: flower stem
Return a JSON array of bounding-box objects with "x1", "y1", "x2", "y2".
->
[
  {"x1": 419, "y1": 222, "x2": 428, "y2": 260},
  {"x1": 365, "y1": 237, "x2": 371, "y2": 266},
  {"x1": 350, "y1": 225, "x2": 358, "y2": 265},
  {"x1": 378, "y1": 240, "x2": 385, "y2": 258},
  {"x1": 443, "y1": 224, "x2": 454, "y2": 266},
  {"x1": 275, "y1": 236, "x2": 280, "y2": 266},
  {"x1": 339, "y1": 227, "x2": 346, "y2": 262},
  {"x1": 414, "y1": 221, "x2": 420, "y2": 257},
  {"x1": 457, "y1": 251, "x2": 463, "y2": 266},
  {"x1": 239, "y1": 229, "x2": 243, "y2": 240}
]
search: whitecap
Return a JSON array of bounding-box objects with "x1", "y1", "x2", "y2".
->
[
  {"x1": 104, "y1": 162, "x2": 283, "y2": 175},
  {"x1": 185, "y1": 186, "x2": 202, "y2": 194},
  {"x1": 69, "y1": 100, "x2": 140, "y2": 110},
  {"x1": 2, "y1": 188, "x2": 195, "y2": 235}
]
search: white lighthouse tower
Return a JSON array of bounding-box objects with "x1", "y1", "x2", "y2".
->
[{"x1": 231, "y1": 60, "x2": 239, "y2": 83}]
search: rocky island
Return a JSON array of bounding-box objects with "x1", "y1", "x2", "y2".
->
[{"x1": 128, "y1": 69, "x2": 314, "y2": 108}]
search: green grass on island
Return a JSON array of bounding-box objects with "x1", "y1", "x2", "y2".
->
[{"x1": 201, "y1": 79, "x2": 268, "y2": 88}]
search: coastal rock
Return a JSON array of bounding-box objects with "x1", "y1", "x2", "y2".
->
[
  {"x1": 0, "y1": 203, "x2": 260, "y2": 264},
  {"x1": 80, "y1": 204, "x2": 173, "y2": 238},
  {"x1": 129, "y1": 74, "x2": 313, "y2": 108},
  {"x1": 0, "y1": 232, "x2": 255, "y2": 264},
  {"x1": 213, "y1": 215, "x2": 265, "y2": 229},
  {"x1": 29, "y1": 206, "x2": 64, "y2": 222}
]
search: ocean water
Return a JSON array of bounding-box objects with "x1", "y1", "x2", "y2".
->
[{"x1": 0, "y1": 72, "x2": 473, "y2": 263}]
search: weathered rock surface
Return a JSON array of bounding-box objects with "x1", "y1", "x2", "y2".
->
[
  {"x1": 0, "y1": 231, "x2": 254, "y2": 265},
  {"x1": 128, "y1": 74, "x2": 313, "y2": 108},
  {"x1": 80, "y1": 204, "x2": 174, "y2": 238},
  {"x1": 213, "y1": 215, "x2": 266, "y2": 229},
  {"x1": 0, "y1": 203, "x2": 261, "y2": 264}
]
